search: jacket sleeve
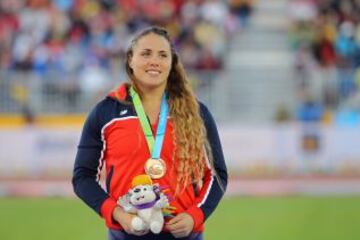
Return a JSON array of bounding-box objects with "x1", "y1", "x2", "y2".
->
[
  {"x1": 72, "y1": 101, "x2": 120, "y2": 229},
  {"x1": 185, "y1": 103, "x2": 228, "y2": 229}
]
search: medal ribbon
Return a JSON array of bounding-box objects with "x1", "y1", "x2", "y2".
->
[{"x1": 130, "y1": 87, "x2": 168, "y2": 159}]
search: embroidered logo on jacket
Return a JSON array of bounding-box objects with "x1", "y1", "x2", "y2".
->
[{"x1": 120, "y1": 109, "x2": 128, "y2": 116}]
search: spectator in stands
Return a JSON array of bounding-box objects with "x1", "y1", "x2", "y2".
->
[
  {"x1": 228, "y1": 0, "x2": 254, "y2": 27},
  {"x1": 72, "y1": 26, "x2": 227, "y2": 240},
  {"x1": 297, "y1": 92, "x2": 324, "y2": 122}
]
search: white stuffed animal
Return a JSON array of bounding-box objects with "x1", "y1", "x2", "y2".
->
[{"x1": 118, "y1": 174, "x2": 169, "y2": 234}]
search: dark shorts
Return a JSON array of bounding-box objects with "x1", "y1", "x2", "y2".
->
[{"x1": 108, "y1": 229, "x2": 203, "y2": 240}]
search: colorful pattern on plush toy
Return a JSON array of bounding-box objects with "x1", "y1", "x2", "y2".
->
[
  {"x1": 162, "y1": 205, "x2": 177, "y2": 218},
  {"x1": 158, "y1": 185, "x2": 176, "y2": 218}
]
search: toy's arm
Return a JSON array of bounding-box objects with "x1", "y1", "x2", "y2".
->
[
  {"x1": 118, "y1": 194, "x2": 137, "y2": 214},
  {"x1": 155, "y1": 192, "x2": 169, "y2": 209}
]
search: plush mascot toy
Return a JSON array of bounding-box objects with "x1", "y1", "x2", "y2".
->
[{"x1": 117, "y1": 174, "x2": 170, "y2": 234}]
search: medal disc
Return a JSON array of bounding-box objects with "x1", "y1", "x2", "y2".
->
[{"x1": 145, "y1": 158, "x2": 166, "y2": 179}]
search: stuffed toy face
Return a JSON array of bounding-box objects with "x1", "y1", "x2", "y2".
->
[{"x1": 129, "y1": 184, "x2": 157, "y2": 206}]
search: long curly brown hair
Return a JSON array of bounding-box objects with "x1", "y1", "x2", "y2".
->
[{"x1": 125, "y1": 26, "x2": 213, "y2": 193}]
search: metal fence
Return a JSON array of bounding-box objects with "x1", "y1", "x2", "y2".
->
[{"x1": 0, "y1": 66, "x2": 299, "y2": 124}]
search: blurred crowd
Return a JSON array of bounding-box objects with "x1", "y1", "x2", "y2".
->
[
  {"x1": 0, "y1": 0, "x2": 255, "y2": 116},
  {"x1": 287, "y1": 0, "x2": 360, "y2": 125},
  {"x1": 0, "y1": 0, "x2": 254, "y2": 75}
]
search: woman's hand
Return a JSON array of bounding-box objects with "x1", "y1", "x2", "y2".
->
[
  {"x1": 112, "y1": 206, "x2": 149, "y2": 236},
  {"x1": 166, "y1": 213, "x2": 194, "y2": 238}
]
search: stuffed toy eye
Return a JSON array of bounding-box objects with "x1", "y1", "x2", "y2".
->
[{"x1": 143, "y1": 188, "x2": 147, "y2": 191}]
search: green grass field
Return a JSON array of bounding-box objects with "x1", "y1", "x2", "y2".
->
[{"x1": 1, "y1": 196, "x2": 360, "y2": 240}]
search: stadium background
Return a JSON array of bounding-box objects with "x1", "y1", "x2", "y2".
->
[{"x1": 1, "y1": 0, "x2": 360, "y2": 239}]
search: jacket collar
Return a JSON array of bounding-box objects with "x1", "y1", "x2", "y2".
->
[{"x1": 108, "y1": 83, "x2": 130, "y2": 101}]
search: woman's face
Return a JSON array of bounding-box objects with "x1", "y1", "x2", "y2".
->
[{"x1": 129, "y1": 33, "x2": 172, "y2": 91}]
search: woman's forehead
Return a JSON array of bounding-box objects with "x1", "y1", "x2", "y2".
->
[{"x1": 133, "y1": 33, "x2": 171, "y2": 52}]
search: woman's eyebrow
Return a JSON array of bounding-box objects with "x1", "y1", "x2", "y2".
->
[{"x1": 141, "y1": 48, "x2": 169, "y2": 53}]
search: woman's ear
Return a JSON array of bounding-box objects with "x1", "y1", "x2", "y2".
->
[{"x1": 128, "y1": 55, "x2": 133, "y2": 69}]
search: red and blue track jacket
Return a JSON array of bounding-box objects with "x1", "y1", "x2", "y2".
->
[{"x1": 72, "y1": 84, "x2": 227, "y2": 232}]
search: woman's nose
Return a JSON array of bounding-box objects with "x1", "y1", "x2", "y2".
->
[
  {"x1": 148, "y1": 60, "x2": 159, "y2": 67},
  {"x1": 148, "y1": 56, "x2": 160, "y2": 66}
]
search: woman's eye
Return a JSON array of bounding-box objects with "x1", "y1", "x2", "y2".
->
[{"x1": 141, "y1": 52, "x2": 150, "y2": 56}]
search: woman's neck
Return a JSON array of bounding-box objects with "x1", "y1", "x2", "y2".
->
[
  {"x1": 135, "y1": 85, "x2": 166, "y2": 124},
  {"x1": 141, "y1": 90, "x2": 163, "y2": 105}
]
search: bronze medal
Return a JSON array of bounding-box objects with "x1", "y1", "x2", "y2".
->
[{"x1": 145, "y1": 158, "x2": 166, "y2": 179}]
